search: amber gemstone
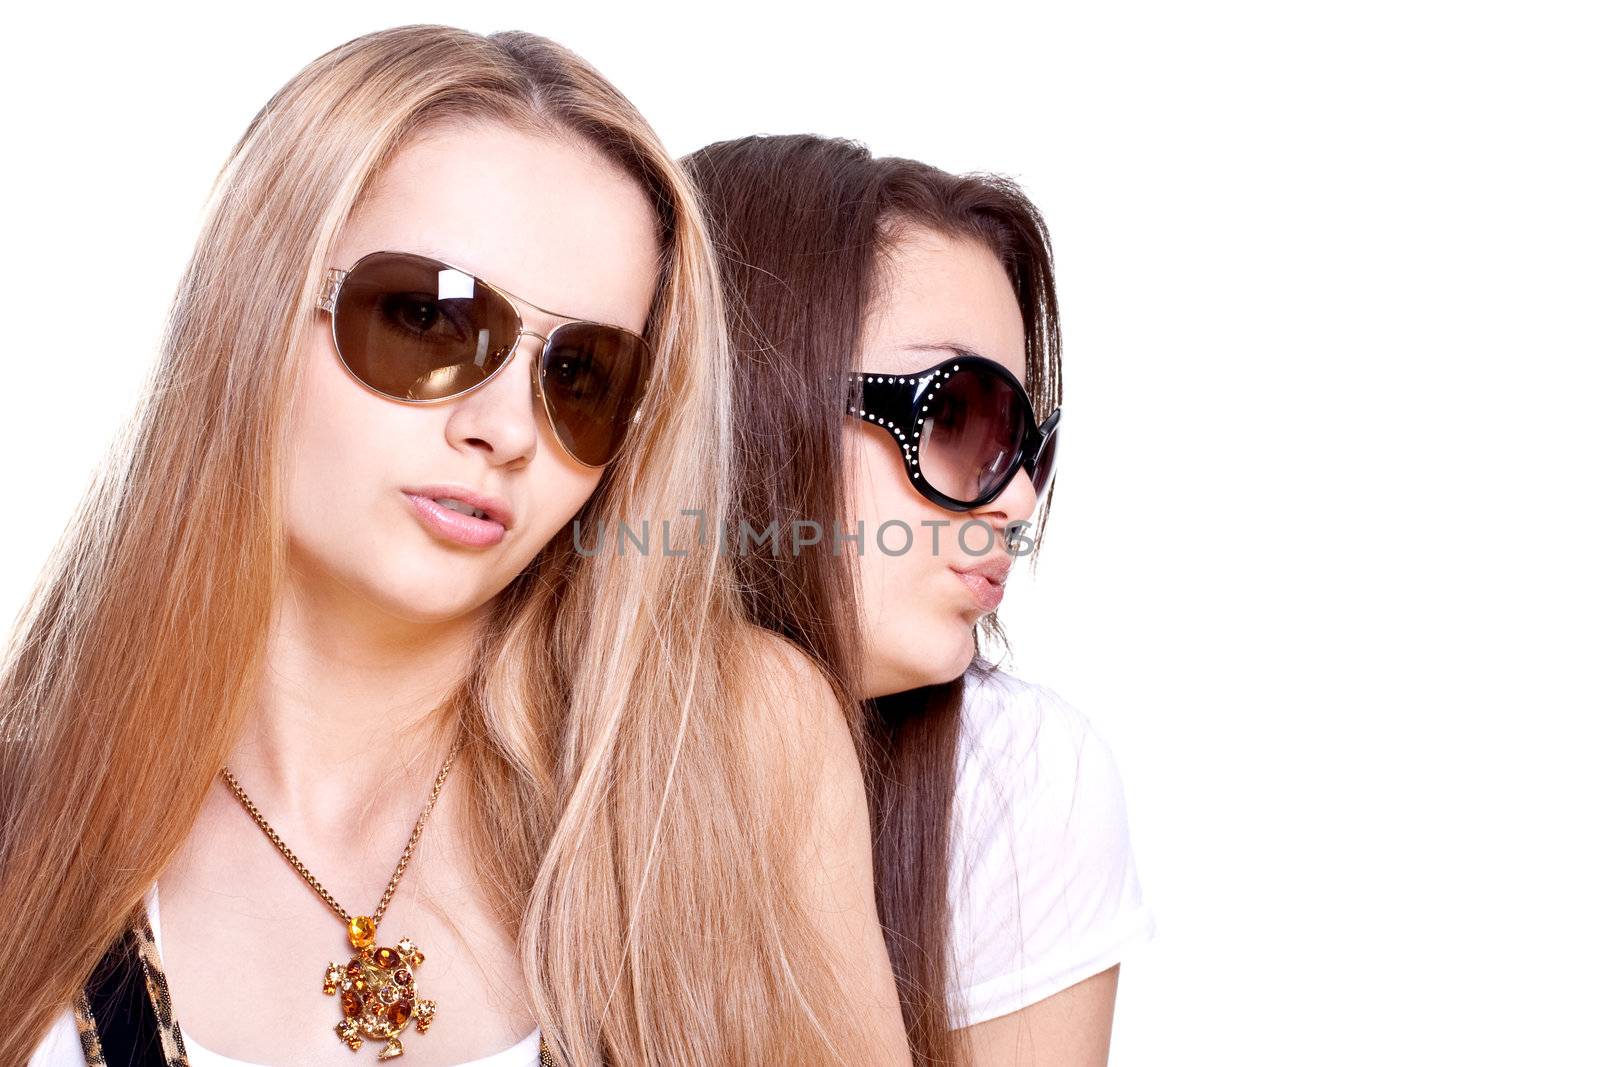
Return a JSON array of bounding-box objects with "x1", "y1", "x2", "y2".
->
[
  {"x1": 340, "y1": 989, "x2": 362, "y2": 1018},
  {"x1": 348, "y1": 915, "x2": 377, "y2": 949},
  {"x1": 387, "y1": 999, "x2": 413, "y2": 1027},
  {"x1": 395, "y1": 969, "x2": 412, "y2": 987},
  {"x1": 374, "y1": 947, "x2": 399, "y2": 969}
]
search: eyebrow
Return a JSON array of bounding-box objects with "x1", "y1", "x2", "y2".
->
[
  {"x1": 899, "y1": 341, "x2": 986, "y2": 362},
  {"x1": 400, "y1": 243, "x2": 476, "y2": 275}
]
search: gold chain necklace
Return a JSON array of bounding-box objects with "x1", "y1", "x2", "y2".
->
[{"x1": 219, "y1": 733, "x2": 462, "y2": 1061}]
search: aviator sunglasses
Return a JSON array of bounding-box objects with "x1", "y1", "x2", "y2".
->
[
  {"x1": 845, "y1": 353, "x2": 1060, "y2": 512},
  {"x1": 316, "y1": 249, "x2": 652, "y2": 467}
]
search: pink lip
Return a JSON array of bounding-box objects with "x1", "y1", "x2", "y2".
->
[
  {"x1": 400, "y1": 484, "x2": 514, "y2": 530},
  {"x1": 403, "y1": 492, "x2": 506, "y2": 547},
  {"x1": 950, "y1": 554, "x2": 1011, "y2": 614},
  {"x1": 952, "y1": 568, "x2": 1005, "y2": 614}
]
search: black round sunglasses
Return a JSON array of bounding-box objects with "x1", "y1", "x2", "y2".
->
[{"x1": 845, "y1": 353, "x2": 1060, "y2": 512}]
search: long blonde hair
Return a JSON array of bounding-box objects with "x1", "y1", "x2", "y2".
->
[{"x1": 0, "y1": 25, "x2": 863, "y2": 1066}]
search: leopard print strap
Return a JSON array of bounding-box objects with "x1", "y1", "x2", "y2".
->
[
  {"x1": 74, "y1": 902, "x2": 188, "y2": 1065},
  {"x1": 69, "y1": 987, "x2": 105, "y2": 1066},
  {"x1": 130, "y1": 907, "x2": 190, "y2": 1064}
]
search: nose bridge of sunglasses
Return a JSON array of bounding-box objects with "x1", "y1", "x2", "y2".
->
[
  {"x1": 483, "y1": 271, "x2": 582, "y2": 338},
  {"x1": 469, "y1": 322, "x2": 549, "y2": 374}
]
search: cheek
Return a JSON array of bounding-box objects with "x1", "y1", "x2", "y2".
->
[
  {"x1": 281, "y1": 340, "x2": 403, "y2": 562},
  {"x1": 846, "y1": 424, "x2": 949, "y2": 555},
  {"x1": 534, "y1": 464, "x2": 605, "y2": 539},
  {"x1": 846, "y1": 426, "x2": 955, "y2": 605},
  {"x1": 846, "y1": 425, "x2": 915, "y2": 529},
  {"x1": 845, "y1": 429, "x2": 980, "y2": 690},
  {"x1": 280, "y1": 340, "x2": 465, "y2": 620}
]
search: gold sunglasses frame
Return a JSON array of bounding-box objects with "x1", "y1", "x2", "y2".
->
[{"x1": 315, "y1": 249, "x2": 650, "y2": 468}]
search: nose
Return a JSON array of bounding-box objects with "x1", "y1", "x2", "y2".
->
[{"x1": 985, "y1": 459, "x2": 1042, "y2": 526}]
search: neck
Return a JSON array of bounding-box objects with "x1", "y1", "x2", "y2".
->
[{"x1": 221, "y1": 560, "x2": 484, "y2": 839}]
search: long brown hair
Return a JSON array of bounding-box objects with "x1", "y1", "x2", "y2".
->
[
  {"x1": 1, "y1": 30, "x2": 874, "y2": 1066},
  {"x1": 682, "y1": 133, "x2": 1063, "y2": 1066}
]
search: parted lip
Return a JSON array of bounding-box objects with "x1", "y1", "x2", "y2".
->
[
  {"x1": 950, "y1": 554, "x2": 1012, "y2": 585},
  {"x1": 400, "y1": 485, "x2": 514, "y2": 530}
]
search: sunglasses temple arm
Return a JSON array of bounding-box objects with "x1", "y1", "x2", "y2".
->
[{"x1": 316, "y1": 268, "x2": 349, "y2": 314}]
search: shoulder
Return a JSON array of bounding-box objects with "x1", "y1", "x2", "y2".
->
[
  {"x1": 730, "y1": 628, "x2": 855, "y2": 780},
  {"x1": 723, "y1": 625, "x2": 872, "y2": 913},
  {"x1": 954, "y1": 663, "x2": 1113, "y2": 826},
  {"x1": 731, "y1": 626, "x2": 864, "y2": 851},
  {"x1": 945, "y1": 663, "x2": 1156, "y2": 1028},
  {"x1": 728, "y1": 629, "x2": 913, "y2": 1062},
  {"x1": 720, "y1": 626, "x2": 865, "y2": 870},
  {"x1": 738, "y1": 627, "x2": 847, "y2": 707},
  {"x1": 951, "y1": 660, "x2": 1136, "y2": 873}
]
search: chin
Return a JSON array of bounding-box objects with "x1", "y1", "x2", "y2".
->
[
  {"x1": 898, "y1": 621, "x2": 975, "y2": 690},
  {"x1": 381, "y1": 571, "x2": 495, "y2": 621}
]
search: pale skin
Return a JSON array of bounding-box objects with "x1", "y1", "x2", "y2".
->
[
  {"x1": 156, "y1": 121, "x2": 910, "y2": 1066},
  {"x1": 847, "y1": 225, "x2": 1120, "y2": 1065},
  {"x1": 848, "y1": 226, "x2": 1044, "y2": 700}
]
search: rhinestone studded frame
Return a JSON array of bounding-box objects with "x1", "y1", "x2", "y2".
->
[{"x1": 843, "y1": 354, "x2": 1059, "y2": 513}]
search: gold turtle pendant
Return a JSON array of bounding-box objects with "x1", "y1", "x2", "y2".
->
[{"x1": 322, "y1": 913, "x2": 437, "y2": 1060}]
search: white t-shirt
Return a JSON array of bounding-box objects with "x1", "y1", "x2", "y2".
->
[
  {"x1": 945, "y1": 664, "x2": 1156, "y2": 1028},
  {"x1": 29, "y1": 666, "x2": 1152, "y2": 1061}
]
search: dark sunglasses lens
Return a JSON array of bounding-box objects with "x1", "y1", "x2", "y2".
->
[
  {"x1": 332, "y1": 252, "x2": 520, "y2": 400},
  {"x1": 917, "y1": 365, "x2": 1026, "y2": 505},
  {"x1": 540, "y1": 322, "x2": 651, "y2": 466}
]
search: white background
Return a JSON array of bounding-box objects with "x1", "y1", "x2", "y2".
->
[{"x1": 4, "y1": 3, "x2": 1596, "y2": 1063}]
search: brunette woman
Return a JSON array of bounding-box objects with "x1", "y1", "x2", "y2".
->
[{"x1": 684, "y1": 133, "x2": 1156, "y2": 1067}]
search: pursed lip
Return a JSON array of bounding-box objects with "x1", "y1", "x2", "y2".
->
[
  {"x1": 950, "y1": 554, "x2": 1012, "y2": 586},
  {"x1": 399, "y1": 484, "x2": 515, "y2": 530}
]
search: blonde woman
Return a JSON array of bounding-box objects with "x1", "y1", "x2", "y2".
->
[{"x1": 4, "y1": 27, "x2": 910, "y2": 1067}]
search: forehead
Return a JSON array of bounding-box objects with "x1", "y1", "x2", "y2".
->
[
  {"x1": 859, "y1": 225, "x2": 1026, "y2": 380},
  {"x1": 334, "y1": 121, "x2": 662, "y2": 332}
]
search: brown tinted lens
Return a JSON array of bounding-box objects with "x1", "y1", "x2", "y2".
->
[
  {"x1": 539, "y1": 322, "x2": 651, "y2": 466},
  {"x1": 332, "y1": 252, "x2": 521, "y2": 401},
  {"x1": 917, "y1": 365, "x2": 1027, "y2": 504}
]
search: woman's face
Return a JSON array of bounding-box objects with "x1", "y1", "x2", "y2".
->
[
  {"x1": 284, "y1": 121, "x2": 660, "y2": 625},
  {"x1": 846, "y1": 225, "x2": 1042, "y2": 698}
]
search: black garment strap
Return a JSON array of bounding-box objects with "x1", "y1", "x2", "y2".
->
[{"x1": 84, "y1": 923, "x2": 169, "y2": 1067}]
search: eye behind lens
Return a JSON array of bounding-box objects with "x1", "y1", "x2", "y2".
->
[
  {"x1": 539, "y1": 322, "x2": 651, "y2": 466},
  {"x1": 333, "y1": 251, "x2": 521, "y2": 403},
  {"x1": 917, "y1": 364, "x2": 1028, "y2": 505}
]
